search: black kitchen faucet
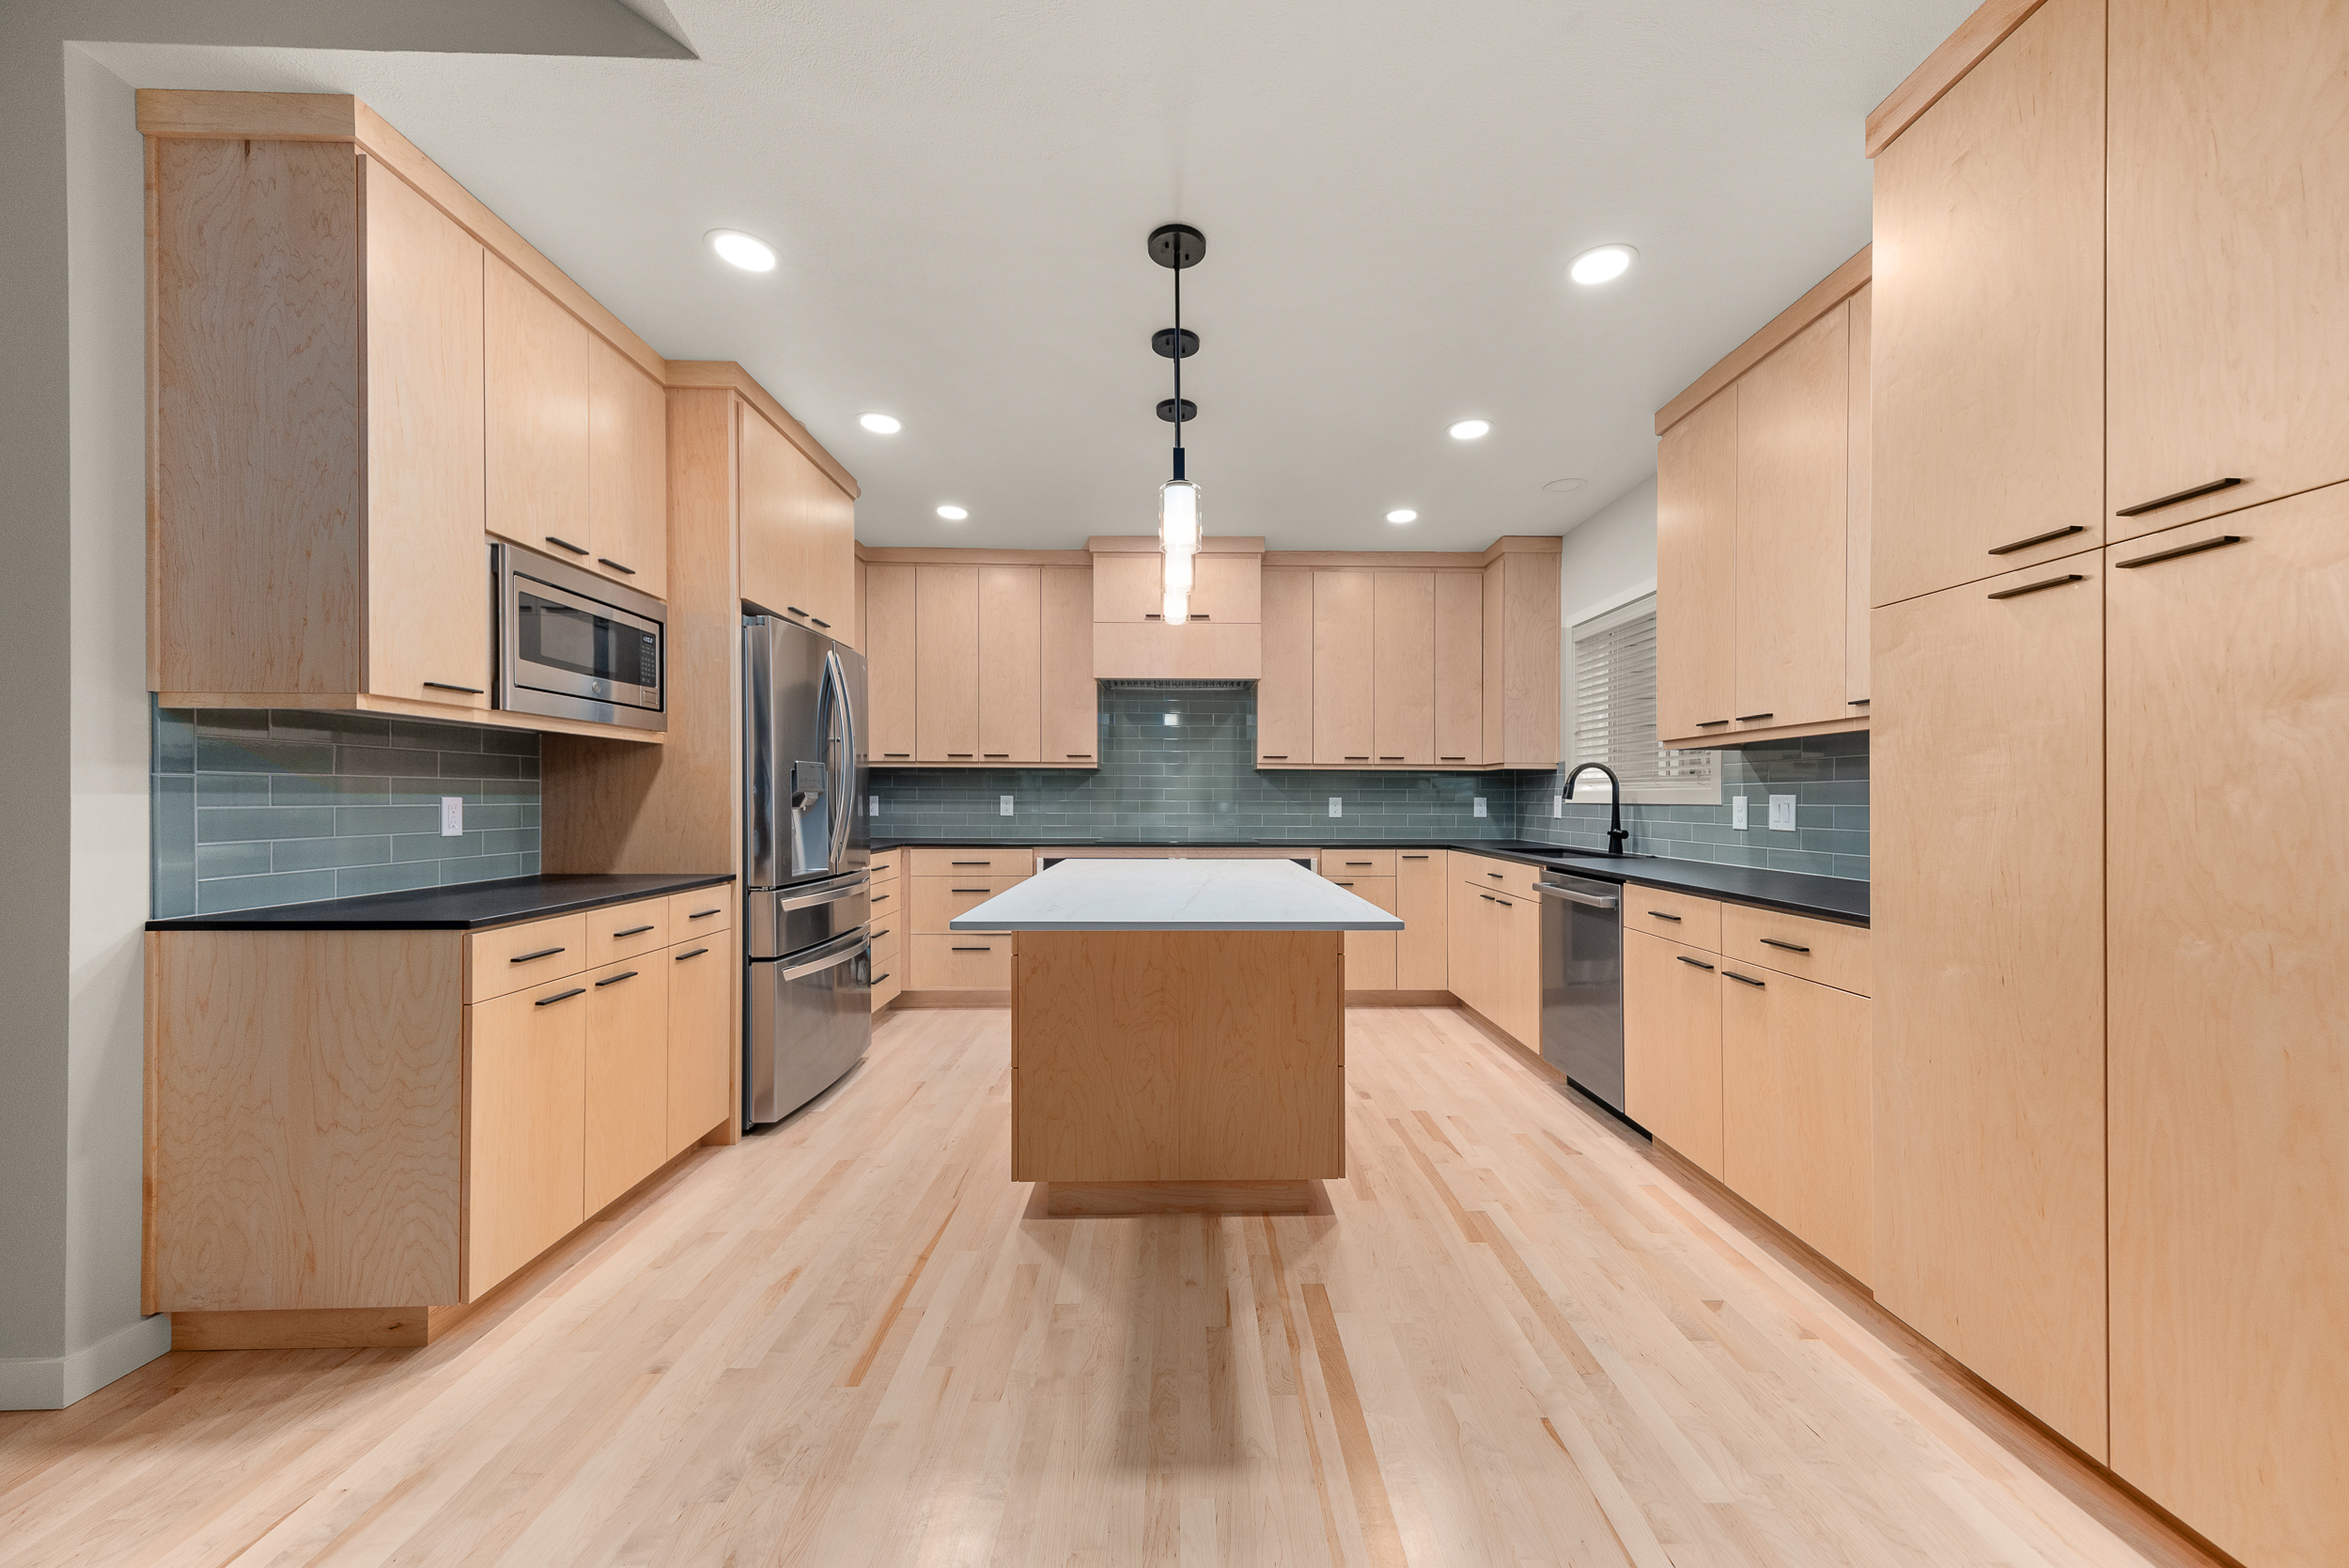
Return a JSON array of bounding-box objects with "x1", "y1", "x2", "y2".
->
[{"x1": 1561, "y1": 763, "x2": 1630, "y2": 856}]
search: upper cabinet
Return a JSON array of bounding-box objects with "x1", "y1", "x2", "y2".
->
[
  {"x1": 1257, "y1": 568, "x2": 1315, "y2": 765},
  {"x1": 740, "y1": 408, "x2": 856, "y2": 643},
  {"x1": 587, "y1": 336, "x2": 669, "y2": 598},
  {"x1": 1090, "y1": 536, "x2": 1264, "y2": 678},
  {"x1": 1654, "y1": 258, "x2": 1870, "y2": 747},
  {"x1": 1872, "y1": 0, "x2": 2105, "y2": 604},
  {"x1": 2106, "y1": 0, "x2": 2349, "y2": 537},
  {"x1": 861, "y1": 556, "x2": 1097, "y2": 768}
]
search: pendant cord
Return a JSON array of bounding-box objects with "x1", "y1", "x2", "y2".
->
[{"x1": 1173, "y1": 248, "x2": 1183, "y2": 473}]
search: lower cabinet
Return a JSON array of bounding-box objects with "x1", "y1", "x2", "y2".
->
[
  {"x1": 1395, "y1": 851, "x2": 1449, "y2": 989},
  {"x1": 1623, "y1": 930, "x2": 1723, "y2": 1178},
  {"x1": 463, "y1": 973, "x2": 588, "y2": 1304},
  {"x1": 1446, "y1": 855, "x2": 1540, "y2": 1046},
  {"x1": 1719, "y1": 961, "x2": 1872, "y2": 1282},
  {"x1": 1327, "y1": 874, "x2": 1398, "y2": 990},
  {"x1": 583, "y1": 956, "x2": 670, "y2": 1215},
  {"x1": 665, "y1": 938, "x2": 733, "y2": 1152}
]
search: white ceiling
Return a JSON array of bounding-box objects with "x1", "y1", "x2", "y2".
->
[{"x1": 86, "y1": 1, "x2": 1968, "y2": 552}]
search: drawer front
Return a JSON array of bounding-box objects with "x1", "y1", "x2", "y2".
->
[
  {"x1": 869, "y1": 924, "x2": 901, "y2": 970},
  {"x1": 1323, "y1": 849, "x2": 1398, "y2": 877},
  {"x1": 667, "y1": 888, "x2": 733, "y2": 938},
  {"x1": 1626, "y1": 885, "x2": 1722, "y2": 951},
  {"x1": 467, "y1": 913, "x2": 587, "y2": 1003},
  {"x1": 586, "y1": 897, "x2": 671, "y2": 968},
  {"x1": 865, "y1": 878, "x2": 902, "y2": 924},
  {"x1": 911, "y1": 932, "x2": 1012, "y2": 989},
  {"x1": 1720, "y1": 903, "x2": 1870, "y2": 997},
  {"x1": 911, "y1": 874, "x2": 1029, "y2": 933},
  {"x1": 869, "y1": 848, "x2": 902, "y2": 881},
  {"x1": 1322, "y1": 875, "x2": 1397, "y2": 914},
  {"x1": 870, "y1": 967, "x2": 903, "y2": 1012},
  {"x1": 908, "y1": 846, "x2": 1031, "y2": 877},
  {"x1": 1455, "y1": 852, "x2": 1540, "y2": 901}
]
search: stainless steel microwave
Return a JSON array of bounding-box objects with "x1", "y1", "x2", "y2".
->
[{"x1": 493, "y1": 543, "x2": 666, "y2": 733}]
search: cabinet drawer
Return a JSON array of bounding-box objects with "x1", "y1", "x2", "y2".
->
[
  {"x1": 865, "y1": 880, "x2": 902, "y2": 923},
  {"x1": 1626, "y1": 885, "x2": 1722, "y2": 951},
  {"x1": 911, "y1": 933, "x2": 1011, "y2": 989},
  {"x1": 869, "y1": 924, "x2": 901, "y2": 970},
  {"x1": 909, "y1": 846, "x2": 1031, "y2": 877},
  {"x1": 1720, "y1": 904, "x2": 1870, "y2": 997},
  {"x1": 1455, "y1": 852, "x2": 1540, "y2": 901},
  {"x1": 1323, "y1": 875, "x2": 1397, "y2": 913},
  {"x1": 911, "y1": 874, "x2": 1028, "y2": 934},
  {"x1": 870, "y1": 968, "x2": 903, "y2": 1012},
  {"x1": 868, "y1": 848, "x2": 902, "y2": 881},
  {"x1": 585, "y1": 897, "x2": 670, "y2": 968},
  {"x1": 667, "y1": 888, "x2": 732, "y2": 938},
  {"x1": 467, "y1": 913, "x2": 587, "y2": 1004},
  {"x1": 1323, "y1": 849, "x2": 1397, "y2": 877}
]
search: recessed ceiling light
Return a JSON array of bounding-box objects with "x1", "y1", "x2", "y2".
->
[
  {"x1": 1569, "y1": 244, "x2": 1636, "y2": 286},
  {"x1": 1386, "y1": 509, "x2": 1418, "y2": 524},
  {"x1": 936, "y1": 505, "x2": 969, "y2": 521},
  {"x1": 1448, "y1": 420, "x2": 1491, "y2": 441},
  {"x1": 859, "y1": 413, "x2": 902, "y2": 434},
  {"x1": 1542, "y1": 477, "x2": 1588, "y2": 493},
  {"x1": 707, "y1": 229, "x2": 777, "y2": 272}
]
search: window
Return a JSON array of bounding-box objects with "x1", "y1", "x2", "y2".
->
[{"x1": 1564, "y1": 595, "x2": 1720, "y2": 805}]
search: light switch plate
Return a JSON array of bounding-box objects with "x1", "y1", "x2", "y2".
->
[
  {"x1": 1472, "y1": 798, "x2": 1487, "y2": 818},
  {"x1": 869, "y1": 796, "x2": 879, "y2": 815},
  {"x1": 1328, "y1": 797, "x2": 1343, "y2": 817},
  {"x1": 1553, "y1": 794, "x2": 1564, "y2": 818},
  {"x1": 999, "y1": 795, "x2": 1014, "y2": 816},
  {"x1": 439, "y1": 796, "x2": 463, "y2": 836},
  {"x1": 1768, "y1": 794, "x2": 1797, "y2": 831},
  {"x1": 1732, "y1": 796, "x2": 1748, "y2": 831}
]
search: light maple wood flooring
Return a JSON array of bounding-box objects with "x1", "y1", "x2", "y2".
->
[{"x1": 1, "y1": 1007, "x2": 2217, "y2": 1568}]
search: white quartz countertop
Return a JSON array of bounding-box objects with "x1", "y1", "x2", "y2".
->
[{"x1": 949, "y1": 858, "x2": 1406, "y2": 932}]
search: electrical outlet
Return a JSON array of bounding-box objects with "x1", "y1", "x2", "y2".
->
[
  {"x1": 869, "y1": 795, "x2": 879, "y2": 815},
  {"x1": 1553, "y1": 794, "x2": 1564, "y2": 818},
  {"x1": 1328, "y1": 797, "x2": 1343, "y2": 817},
  {"x1": 1768, "y1": 794, "x2": 1797, "y2": 831},
  {"x1": 1472, "y1": 798, "x2": 1487, "y2": 818},
  {"x1": 439, "y1": 796, "x2": 463, "y2": 837},
  {"x1": 999, "y1": 795, "x2": 1014, "y2": 816},
  {"x1": 1732, "y1": 796, "x2": 1748, "y2": 831}
]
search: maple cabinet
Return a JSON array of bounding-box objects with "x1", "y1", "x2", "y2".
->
[
  {"x1": 863, "y1": 563, "x2": 919, "y2": 762},
  {"x1": 1256, "y1": 567, "x2": 1315, "y2": 765},
  {"x1": 1040, "y1": 567, "x2": 1099, "y2": 764},
  {"x1": 586, "y1": 336, "x2": 669, "y2": 598},
  {"x1": 863, "y1": 561, "x2": 1095, "y2": 768},
  {"x1": 977, "y1": 566, "x2": 1042, "y2": 763},
  {"x1": 1446, "y1": 854, "x2": 1540, "y2": 1047},
  {"x1": 582, "y1": 955, "x2": 670, "y2": 1216},
  {"x1": 1656, "y1": 388, "x2": 1737, "y2": 741},
  {"x1": 465, "y1": 973, "x2": 588, "y2": 1301},
  {"x1": 1432, "y1": 570, "x2": 1486, "y2": 765},
  {"x1": 1623, "y1": 930, "x2": 1723, "y2": 1178},
  {"x1": 1326, "y1": 874, "x2": 1398, "y2": 990},
  {"x1": 914, "y1": 565, "x2": 980, "y2": 760},
  {"x1": 1394, "y1": 851, "x2": 1450, "y2": 990},
  {"x1": 741, "y1": 409, "x2": 856, "y2": 644},
  {"x1": 1371, "y1": 571, "x2": 1435, "y2": 764},
  {"x1": 664, "y1": 927, "x2": 733, "y2": 1154},
  {"x1": 1090, "y1": 536, "x2": 1264, "y2": 679},
  {"x1": 1719, "y1": 959, "x2": 1872, "y2": 1282},
  {"x1": 1312, "y1": 570, "x2": 1376, "y2": 763}
]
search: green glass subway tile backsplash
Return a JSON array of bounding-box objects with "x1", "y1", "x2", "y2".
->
[{"x1": 151, "y1": 704, "x2": 541, "y2": 918}]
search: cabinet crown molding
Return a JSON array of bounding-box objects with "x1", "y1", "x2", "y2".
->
[{"x1": 1656, "y1": 247, "x2": 1871, "y2": 436}]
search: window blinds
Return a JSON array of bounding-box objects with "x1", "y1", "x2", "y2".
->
[{"x1": 1568, "y1": 598, "x2": 1719, "y2": 803}]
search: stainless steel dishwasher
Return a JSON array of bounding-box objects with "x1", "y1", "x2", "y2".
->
[{"x1": 1536, "y1": 873, "x2": 1628, "y2": 1117}]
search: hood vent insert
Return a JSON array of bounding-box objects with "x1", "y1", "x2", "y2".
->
[{"x1": 1100, "y1": 678, "x2": 1253, "y2": 692}]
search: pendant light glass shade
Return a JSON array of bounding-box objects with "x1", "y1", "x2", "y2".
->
[
  {"x1": 1162, "y1": 584, "x2": 1191, "y2": 623},
  {"x1": 1159, "y1": 478, "x2": 1201, "y2": 624}
]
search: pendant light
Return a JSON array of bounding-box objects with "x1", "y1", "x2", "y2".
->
[{"x1": 1149, "y1": 224, "x2": 1206, "y2": 624}]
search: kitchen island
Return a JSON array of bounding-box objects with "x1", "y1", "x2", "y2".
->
[{"x1": 954, "y1": 859, "x2": 1401, "y2": 1215}]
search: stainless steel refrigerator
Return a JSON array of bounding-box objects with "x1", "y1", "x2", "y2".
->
[{"x1": 742, "y1": 615, "x2": 872, "y2": 1126}]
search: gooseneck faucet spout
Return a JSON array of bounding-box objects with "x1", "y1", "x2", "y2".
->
[{"x1": 1561, "y1": 762, "x2": 1630, "y2": 856}]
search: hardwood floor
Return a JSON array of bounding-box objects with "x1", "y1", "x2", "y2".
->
[{"x1": 1, "y1": 1006, "x2": 2217, "y2": 1568}]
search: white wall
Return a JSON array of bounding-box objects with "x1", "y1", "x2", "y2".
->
[{"x1": 1559, "y1": 474, "x2": 1658, "y2": 628}]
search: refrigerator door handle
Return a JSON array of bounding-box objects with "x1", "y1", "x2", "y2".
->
[{"x1": 822, "y1": 647, "x2": 855, "y2": 875}]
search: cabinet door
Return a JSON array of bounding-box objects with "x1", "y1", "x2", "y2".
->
[
  {"x1": 1873, "y1": 555, "x2": 2107, "y2": 1456},
  {"x1": 1446, "y1": 875, "x2": 1491, "y2": 1017},
  {"x1": 2109, "y1": 0, "x2": 2349, "y2": 539},
  {"x1": 1432, "y1": 572, "x2": 1484, "y2": 765},
  {"x1": 1719, "y1": 966, "x2": 1871, "y2": 1282},
  {"x1": 1395, "y1": 851, "x2": 1449, "y2": 990},
  {"x1": 915, "y1": 566, "x2": 980, "y2": 760},
  {"x1": 1371, "y1": 570, "x2": 1434, "y2": 765},
  {"x1": 1623, "y1": 931, "x2": 1722, "y2": 1178},
  {"x1": 809, "y1": 474, "x2": 857, "y2": 643},
  {"x1": 665, "y1": 937, "x2": 730, "y2": 1154},
  {"x1": 977, "y1": 566, "x2": 1041, "y2": 763},
  {"x1": 1489, "y1": 890, "x2": 1538, "y2": 1045},
  {"x1": 2106, "y1": 492, "x2": 2349, "y2": 1567},
  {"x1": 1734, "y1": 304, "x2": 1849, "y2": 735},
  {"x1": 1090, "y1": 553, "x2": 1160, "y2": 621},
  {"x1": 1657, "y1": 388, "x2": 1737, "y2": 741},
  {"x1": 361, "y1": 160, "x2": 489, "y2": 709},
  {"x1": 864, "y1": 563, "x2": 919, "y2": 763},
  {"x1": 1040, "y1": 567, "x2": 1097, "y2": 764},
  {"x1": 1330, "y1": 876, "x2": 1397, "y2": 991},
  {"x1": 583, "y1": 956, "x2": 668, "y2": 1215},
  {"x1": 1312, "y1": 570, "x2": 1375, "y2": 764},
  {"x1": 1844, "y1": 282, "x2": 1872, "y2": 706},
  {"x1": 1873, "y1": 0, "x2": 2105, "y2": 601},
  {"x1": 586, "y1": 335, "x2": 667, "y2": 598},
  {"x1": 464, "y1": 974, "x2": 586, "y2": 1300},
  {"x1": 1257, "y1": 568, "x2": 1314, "y2": 764},
  {"x1": 486, "y1": 254, "x2": 590, "y2": 560},
  {"x1": 739, "y1": 410, "x2": 816, "y2": 626},
  {"x1": 1190, "y1": 553, "x2": 1262, "y2": 624}
]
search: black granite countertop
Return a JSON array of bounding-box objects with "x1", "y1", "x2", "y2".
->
[
  {"x1": 145, "y1": 873, "x2": 736, "y2": 932},
  {"x1": 871, "y1": 837, "x2": 1867, "y2": 926}
]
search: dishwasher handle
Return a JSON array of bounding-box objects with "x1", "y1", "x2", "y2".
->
[{"x1": 1535, "y1": 881, "x2": 1620, "y2": 910}]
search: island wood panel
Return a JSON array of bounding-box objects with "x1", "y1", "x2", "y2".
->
[
  {"x1": 2105, "y1": 492, "x2": 2349, "y2": 1568},
  {"x1": 1656, "y1": 387, "x2": 1738, "y2": 742},
  {"x1": 2108, "y1": 0, "x2": 2349, "y2": 539},
  {"x1": 484, "y1": 252, "x2": 590, "y2": 559},
  {"x1": 585, "y1": 334, "x2": 667, "y2": 597},
  {"x1": 976, "y1": 565, "x2": 1041, "y2": 763},
  {"x1": 1719, "y1": 903, "x2": 1871, "y2": 997},
  {"x1": 1872, "y1": 555, "x2": 2108, "y2": 1458},
  {"x1": 1039, "y1": 566, "x2": 1097, "y2": 763},
  {"x1": 914, "y1": 565, "x2": 980, "y2": 760},
  {"x1": 145, "y1": 930, "x2": 464, "y2": 1313},
  {"x1": 1845, "y1": 281, "x2": 1872, "y2": 705},
  {"x1": 1256, "y1": 567, "x2": 1314, "y2": 763},
  {"x1": 463, "y1": 973, "x2": 588, "y2": 1301},
  {"x1": 148, "y1": 136, "x2": 363, "y2": 695},
  {"x1": 1394, "y1": 850, "x2": 1450, "y2": 990},
  {"x1": 1371, "y1": 570, "x2": 1435, "y2": 764},
  {"x1": 1312, "y1": 571, "x2": 1376, "y2": 763},
  {"x1": 664, "y1": 936, "x2": 732, "y2": 1156},
  {"x1": 1010, "y1": 930, "x2": 1344, "y2": 1182},
  {"x1": 863, "y1": 562, "x2": 918, "y2": 761},
  {"x1": 583, "y1": 956, "x2": 669, "y2": 1215},
  {"x1": 1734, "y1": 303, "x2": 1849, "y2": 735},
  {"x1": 1720, "y1": 965, "x2": 1873, "y2": 1284},
  {"x1": 1625, "y1": 884, "x2": 1722, "y2": 952},
  {"x1": 359, "y1": 155, "x2": 490, "y2": 710},
  {"x1": 1432, "y1": 570, "x2": 1485, "y2": 763},
  {"x1": 1871, "y1": 0, "x2": 2105, "y2": 604},
  {"x1": 1623, "y1": 930, "x2": 1724, "y2": 1178}
]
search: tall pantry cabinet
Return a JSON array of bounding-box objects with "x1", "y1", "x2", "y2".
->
[{"x1": 1872, "y1": 1, "x2": 2349, "y2": 1560}]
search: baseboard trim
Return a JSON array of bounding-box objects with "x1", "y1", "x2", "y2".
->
[
  {"x1": 1345, "y1": 990, "x2": 1458, "y2": 1007},
  {"x1": 894, "y1": 989, "x2": 1011, "y2": 1008},
  {"x1": 0, "y1": 1312, "x2": 173, "y2": 1410}
]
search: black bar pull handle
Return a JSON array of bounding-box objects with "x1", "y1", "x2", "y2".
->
[
  {"x1": 786, "y1": 605, "x2": 810, "y2": 617},
  {"x1": 2116, "y1": 476, "x2": 2242, "y2": 518},
  {"x1": 2113, "y1": 535, "x2": 2246, "y2": 570},
  {"x1": 535, "y1": 986, "x2": 586, "y2": 1006},
  {"x1": 1646, "y1": 910, "x2": 1683, "y2": 922},
  {"x1": 1676, "y1": 955, "x2": 1716, "y2": 970},
  {"x1": 950, "y1": 945, "x2": 993, "y2": 953},
  {"x1": 809, "y1": 617, "x2": 831, "y2": 629},
  {"x1": 543, "y1": 535, "x2": 588, "y2": 554},
  {"x1": 1723, "y1": 970, "x2": 1766, "y2": 988},
  {"x1": 872, "y1": 972, "x2": 891, "y2": 984},
  {"x1": 1439, "y1": 755, "x2": 1468, "y2": 761},
  {"x1": 1758, "y1": 938, "x2": 1812, "y2": 954},
  {"x1": 594, "y1": 970, "x2": 639, "y2": 987},
  {"x1": 952, "y1": 888, "x2": 990, "y2": 893},
  {"x1": 509, "y1": 946, "x2": 567, "y2": 964},
  {"x1": 688, "y1": 908, "x2": 721, "y2": 919},
  {"x1": 424, "y1": 681, "x2": 484, "y2": 694},
  {"x1": 613, "y1": 924, "x2": 657, "y2": 938},
  {"x1": 597, "y1": 557, "x2": 636, "y2": 575},
  {"x1": 673, "y1": 948, "x2": 709, "y2": 961},
  {"x1": 1986, "y1": 573, "x2": 2085, "y2": 600},
  {"x1": 1345, "y1": 755, "x2": 1370, "y2": 761},
  {"x1": 882, "y1": 752, "x2": 911, "y2": 758},
  {"x1": 1402, "y1": 854, "x2": 1430, "y2": 860},
  {"x1": 1986, "y1": 523, "x2": 2086, "y2": 556},
  {"x1": 1261, "y1": 754, "x2": 1288, "y2": 760},
  {"x1": 1695, "y1": 720, "x2": 1731, "y2": 728},
  {"x1": 1847, "y1": 699, "x2": 1871, "y2": 706},
  {"x1": 1735, "y1": 712, "x2": 1775, "y2": 722}
]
